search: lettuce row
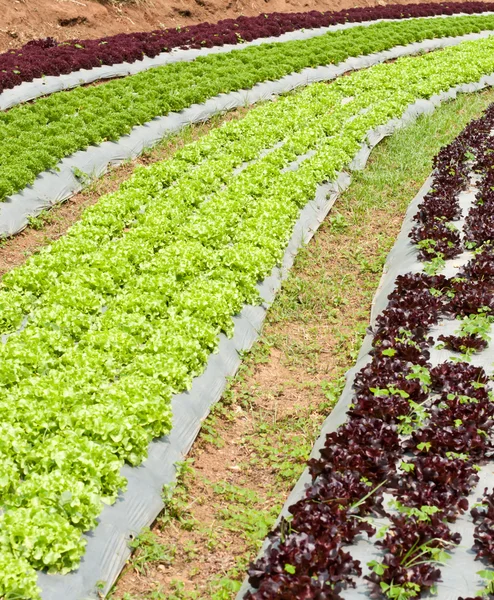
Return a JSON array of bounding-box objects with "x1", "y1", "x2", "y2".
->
[
  {"x1": 2, "y1": 14, "x2": 494, "y2": 201},
  {"x1": 2, "y1": 37, "x2": 494, "y2": 597}
]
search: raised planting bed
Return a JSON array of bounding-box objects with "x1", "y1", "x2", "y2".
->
[{"x1": 2, "y1": 15, "x2": 494, "y2": 206}]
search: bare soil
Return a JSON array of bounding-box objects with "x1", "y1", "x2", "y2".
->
[{"x1": 0, "y1": 0, "x2": 491, "y2": 53}]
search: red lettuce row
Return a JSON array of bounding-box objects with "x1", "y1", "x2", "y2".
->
[
  {"x1": 411, "y1": 103, "x2": 494, "y2": 262},
  {"x1": 2, "y1": 2, "x2": 494, "y2": 97},
  {"x1": 357, "y1": 107, "x2": 494, "y2": 595},
  {"x1": 369, "y1": 107, "x2": 494, "y2": 595},
  {"x1": 245, "y1": 99, "x2": 494, "y2": 599},
  {"x1": 465, "y1": 177, "x2": 494, "y2": 249}
]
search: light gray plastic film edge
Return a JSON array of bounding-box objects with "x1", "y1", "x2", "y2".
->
[
  {"x1": 37, "y1": 69, "x2": 494, "y2": 600},
  {"x1": 2, "y1": 29, "x2": 494, "y2": 240},
  {"x1": 2, "y1": 12, "x2": 493, "y2": 112},
  {"x1": 236, "y1": 151, "x2": 494, "y2": 599}
]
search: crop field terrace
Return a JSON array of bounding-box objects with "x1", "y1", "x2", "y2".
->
[{"x1": 2, "y1": 3, "x2": 494, "y2": 599}]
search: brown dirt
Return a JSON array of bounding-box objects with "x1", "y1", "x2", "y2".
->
[{"x1": 0, "y1": 0, "x2": 491, "y2": 53}]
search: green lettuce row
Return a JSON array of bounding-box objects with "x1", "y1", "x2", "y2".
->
[
  {"x1": 2, "y1": 38, "x2": 494, "y2": 597},
  {"x1": 2, "y1": 14, "x2": 494, "y2": 202}
]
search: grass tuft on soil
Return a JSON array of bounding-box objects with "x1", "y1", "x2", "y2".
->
[{"x1": 108, "y1": 87, "x2": 494, "y2": 600}]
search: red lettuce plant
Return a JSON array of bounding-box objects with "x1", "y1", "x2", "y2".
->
[
  {"x1": 437, "y1": 332, "x2": 488, "y2": 353},
  {"x1": 462, "y1": 246, "x2": 494, "y2": 280},
  {"x1": 247, "y1": 533, "x2": 362, "y2": 600},
  {"x1": 471, "y1": 488, "x2": 494, "y2": 563},
  {"x1": 366, "y1": 514, "x2": 461, "y2": 597},
  {"x1": 389, "y1": 455, "x2": 479, "y2": 519},
  {"x1": 430, "y1": 362, "x2": 489, "y2": 395},
  {"x1": 309, "y1": 417, "x2": 400, "y2": 482}
]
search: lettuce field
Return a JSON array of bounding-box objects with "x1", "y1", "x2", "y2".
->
[{"x1": 1, "y1": 3, "x2": 494, "y2": 599}]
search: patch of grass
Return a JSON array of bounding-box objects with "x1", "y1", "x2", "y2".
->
[
  {"x1": 127, "y1": 529, "x2": 176, "y2": 575},
  {"x1": 159, "y1": 460, "x2": 198, "y2": 531},
  {"x1": 26, "y1": 209, "x2": 56, "y2": 231},
  {"x1": 110, "y1": 89, "x2": 494, "y2": 600},
  {"x1": 241, "y1": 408, "x2": 321, "y2": 482},
  {"x1": 216, "y1": 502, "x2": 280, "y2": 546}
]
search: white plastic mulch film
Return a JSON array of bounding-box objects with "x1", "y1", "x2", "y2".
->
[
  {"x1": 1, "y1": 30, "x2": 494, "y2": 239},
  {"x1": 35, "y1": 75, "x2": 494, "y2": 599},
  {"x1": 237, "y1": 150, "x2": 494, "y2": 600}
]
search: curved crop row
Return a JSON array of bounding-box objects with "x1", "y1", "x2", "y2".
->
[
  {"x1": 2, "y1": 38, "x2": 494, "y2": 598},
  {"x1": 2, "y1": 15, "x2": 494, "y2": 204},
  {"x1": 2, "y1": 2, "x2": 494, "y2": 96},
  {"x1": 244, "y1": 86, "x2": 494, "y2": 600}
]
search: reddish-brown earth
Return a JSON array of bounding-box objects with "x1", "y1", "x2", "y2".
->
[{"x1": 1, "y1": 0, "x2": 492, "y2": 52}]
